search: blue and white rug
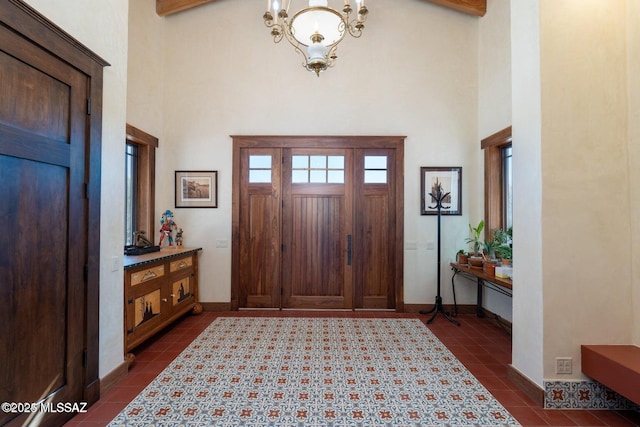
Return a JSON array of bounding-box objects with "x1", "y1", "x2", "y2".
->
[{"x1": 109, "y1": 317, "x2": 520, "y2": 426}]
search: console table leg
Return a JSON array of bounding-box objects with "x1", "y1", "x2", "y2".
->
[
  {"x1": 451, "y1": 271, "x2": 458, "y2": 317},
  {"x1": 125, "y1": 352, "x2": 136, "y2": 368},
  {"x1": 192, "y1": 302, "x2": 203, "y2": 315},
  {"x1": 476, "y1": 278, "x2": 485, "y2": 317}
]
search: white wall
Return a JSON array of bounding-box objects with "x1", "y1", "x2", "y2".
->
[
  {"x1": 628, "y1": 1, "x2": 640, "y2": 346},
  {"x1": 126, "y1": 0, "x2": 485, "y2": 309},
  {"x1": 127, "y1": 0, "x2": 164, "y2": 137},
  {"x1": 512, "y1": 1, "x2": 636, "y2": 385},
  {"x1": 478, "y1": 0, "x2": 512, "y2": 322},
  {"x1": 511, "y1": 0, "x2": 544, "y2": 386},
  {"x1": 479, "y1": 0, "x2": 511, "y2": 138},
  {"x1": 24, "y1": 0, "x2": 129, "y2": 377},
  {"x1": 540, "y1": 0, "x2": 632, "y2": 380}
]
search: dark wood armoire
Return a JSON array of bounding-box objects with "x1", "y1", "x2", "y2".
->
[{"x1": 0, "y1": 1, "x2": 107, "y2": 425}]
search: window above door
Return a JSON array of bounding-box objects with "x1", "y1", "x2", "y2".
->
[{"x1": 291, "y1": 154, "x2": 345, "y2": 184}]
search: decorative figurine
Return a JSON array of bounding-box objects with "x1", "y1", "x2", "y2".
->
[
  {"x1": 175, "y1": 228, "x2": 184, "y2": 247},
  {"x1": 159, "y1": 209, "x2": 178, "y2": 247}
]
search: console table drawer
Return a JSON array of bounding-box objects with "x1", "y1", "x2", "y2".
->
[
  {"x1": 130, "y1": 265, "x2": 165, "y2": 286},
  {"x1": 170, "y1": 256, "x2": 193, "y2": 272}
]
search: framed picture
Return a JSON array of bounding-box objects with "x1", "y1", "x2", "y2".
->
[
  {"x1": 175, "y1": 170, "x2": 218, "y2": 208},
  {"x1": 420, "y1": 166, "x2": 462, "y2": 215}
]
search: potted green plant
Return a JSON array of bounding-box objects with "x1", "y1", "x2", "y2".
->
[
  {"x1": 483, "y1": 259, "x2": 497, "y2": 275},
  {"x1": 493, "y1": 227, "x2": 512, "y2": 246},
  {"x1": 465, "y1": 220, "x2": 485, "y2": 268},
  {"x1": 465, "y1": 220, "x2": 484, "y2": 256},
  {"x1": 495, "y1": 244, "x2": 512, "y2": 265},
  {"x1": 481, "y1": 239, "x2": 498, "y2": 275},
  {"x1": 493, "y1": 226, "x2": 512, "y2": 265},
  {"x1": 456, "y1": 249, "x2": 468, "y2": 265},
  {"x1": 483, "y1": 239, "x2": 499, "y2": 260}
]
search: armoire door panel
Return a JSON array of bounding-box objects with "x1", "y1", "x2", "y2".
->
[
  {"x1": 0, "y1": 17, "x2": 91, "y2": 424},
  {"x1": 0, "y1": 157, "x2": 69, "y2": 404},
  {"x1": 0, "y1": 49, "x2": 70, "y2": 141}
]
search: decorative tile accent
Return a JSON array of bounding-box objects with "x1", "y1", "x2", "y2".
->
[
  {"x1": 544, "y1": 380, "x2": 640, "y2": 410},
  {"x1": 109, "y1": 317, "x2": 520, "y2": 426}
]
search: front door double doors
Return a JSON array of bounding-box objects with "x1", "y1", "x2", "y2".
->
[{"x1": 233, "y1": 136, "x2": 404, "y2": 310}]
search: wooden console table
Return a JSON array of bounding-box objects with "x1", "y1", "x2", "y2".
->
[
  {"x1": 450, "y1": 262, "x2": 512, "y2": 317},
  {"x1": 123, "y1": 247, "x2": 202, "y2": 364}
]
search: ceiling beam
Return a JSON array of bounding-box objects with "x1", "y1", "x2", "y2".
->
[
  {"x1": 156, "y1": 0, "x2": 215, "y2": 16},
  {"x1": 156, "y1": 0, "x2": 486, "y2": 18},
  {"x1": 425, "y1": 0, "x2": 486, "y2": 17}
]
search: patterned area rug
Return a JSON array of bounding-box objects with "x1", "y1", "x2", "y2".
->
[{"x1": 109, "y1": 317, "x2": 520, "y2": 426}]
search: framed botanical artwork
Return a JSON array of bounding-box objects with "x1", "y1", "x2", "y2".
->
[
  {"x1": 420, "y1": 166, "x2": 462, "y2": 215},
  {"x1": 175, "y1": 170, "x2": 218, "y2": 208}
]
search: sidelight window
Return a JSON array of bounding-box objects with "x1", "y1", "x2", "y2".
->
[
  {"x1": 249, "y1": 155, "x2": 272, "y2": 183},
  {"x1": 364, "y1": 155, "x2": 387, "y2": 184}
]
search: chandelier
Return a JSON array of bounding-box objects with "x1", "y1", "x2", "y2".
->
[{"x1": 263, "y1": 0, "x2": 369, "y2": 76}]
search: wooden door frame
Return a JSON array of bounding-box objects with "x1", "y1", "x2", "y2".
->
[
  {"x1": 1, "y1": 0, "x2": 108, "y2": 405},
  {"x1": 231, "y1": 135, "x2": 405, "y2": 311}
]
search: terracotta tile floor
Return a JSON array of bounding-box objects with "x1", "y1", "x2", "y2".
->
[{"x1": 65, "y1": 311, "x2": 640, "y2": 427}]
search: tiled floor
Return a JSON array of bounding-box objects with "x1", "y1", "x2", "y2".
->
[{"x1": 65, "y1": 311, "x2": 640, "y2": 427}]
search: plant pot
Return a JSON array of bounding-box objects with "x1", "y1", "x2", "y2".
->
[
  {"x1": 469, "y1": 256, "x2": 484, "y2": 269},
  {"x1": 483, "y1": 261, "x2": 496, "y2": 276},
  {"x1": 457, "y1": 253, "x2": 468, "y2": 265},
  {"x1": 501, "y1": 258, "x2": 512, "y2": 266}
]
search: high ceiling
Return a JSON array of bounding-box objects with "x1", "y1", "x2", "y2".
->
[{"x1": 155, "y1": 0, "x2": 486, "y2": 17}]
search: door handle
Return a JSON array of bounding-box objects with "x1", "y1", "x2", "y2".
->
[{"x1": 347, "y1": 234, "x2": 352, "y2": 266}]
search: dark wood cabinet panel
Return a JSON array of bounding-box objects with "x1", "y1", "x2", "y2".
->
[{"x1": 0, "y1": 1, "x2": 107, "y2": 424}]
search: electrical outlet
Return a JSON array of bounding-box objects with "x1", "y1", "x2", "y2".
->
[
  {"x1": 216, "y1": 239, "x2": 228, "y2": 248},
  {"x1": 111, "y1": 256, "x2": 119, "y2": 272},
  {"x1": 555, "y1": 357, "x2": 572, "y2": 374}
]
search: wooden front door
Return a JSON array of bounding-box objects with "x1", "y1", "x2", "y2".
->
[
  {"x1": 0, "y1": 2, "x2": 106, "y2": 424},
  {"x1": 232, "y1": 136, "x2": 404, "y2": 311},
  {"x1": 282, "y1": 148, "x2": 354, "y2": 309}
]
